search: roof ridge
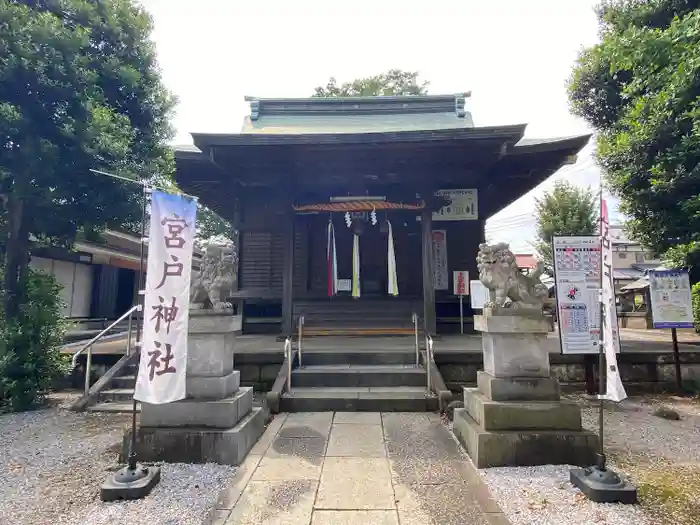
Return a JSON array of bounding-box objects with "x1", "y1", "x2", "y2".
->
[{"x1": 245, "y1": 93, "x2": 472, "y2": 120}]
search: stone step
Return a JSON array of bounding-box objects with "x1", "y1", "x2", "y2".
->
[
  {"x1": 88, "y1": 401, "x2": 140, "y2": 414},
  {"x1": 99, "y1": 388, "x2": 136, "y2": 403},
  {"x1": 303, "y1": 328, "x2": 415, "y2": 337},
  {"x1": 280, "y1": 386, "x2": 436, "y2": 412},
  {"x1": 111, "y1": 375, "x2": 136, "y2": 389},
  {"x1": 292, "y1": 364, "x2": 426, "y2": 387},
  {"x1": 299, "y1": 351, "x2": 418, "y2": 366},
  {"x1": 302, "y1": 319, "x2": 415, "y2": 328}
]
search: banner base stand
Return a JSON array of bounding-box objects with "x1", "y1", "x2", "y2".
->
[
  {"x1": 570, "y1": 465, "x2": 637, "y2": 504},
  {"x1": 100, "y1": 465, "x2": 161, "y2": 502}
]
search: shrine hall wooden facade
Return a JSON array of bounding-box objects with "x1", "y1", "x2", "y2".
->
[{"x1": 174, "y1": 94, "x2": 589, "y2": 336}]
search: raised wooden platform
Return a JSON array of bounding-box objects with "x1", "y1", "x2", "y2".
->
[{"x1": 293, "y1": 297, "x2": 422, "y2": 337}]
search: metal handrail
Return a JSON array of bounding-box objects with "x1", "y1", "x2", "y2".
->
[
  {"x1": 425, "y1": 333, "x2": 434, "y2": 395},
  {"x1": 412, "y1": 312, "x2": 419, "y2": 365},
  {"x1": 284, "y1": 337, "x2": 292, "y2": 392},
  {"x1": 73, "y1": 304, "x2": 142, "y2": 396},
  {"x1": 297, "y1": 315, "x2": 305, "y2": 367}
]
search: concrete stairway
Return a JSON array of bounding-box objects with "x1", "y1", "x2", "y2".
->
[
  {"x1": 87, "y1": 363, "x2": 140, "y2": 414},
  {"x1": 279, "y1": 349, "x2": 438, "y2": 412}
]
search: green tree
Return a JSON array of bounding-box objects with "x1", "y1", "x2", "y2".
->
[
  {"x1": 313, "y1": 69, "x2": 429, "y2": 97},
  {"x1": 568, "y1": 0, "x2": 700, "y2": 281},
  {"x1": 196, "y1": 205, "x2": 231, "y2": 240},
  {"x1": 0, "y1": 0, "x2": 175, "y2": 320},
  {"x1": 0, "y1": 268, "x2": 68, "y2": 411},
  {"x1": 534, "y1": 180, "x2": 599, "y2": 271}
]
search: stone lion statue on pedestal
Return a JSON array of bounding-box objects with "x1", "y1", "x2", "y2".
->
[
  {"x1": 190, "y1": 235, "x2": 238, "y2": 309},
  {"x1": 476, "y1": 242, "x2": 549, "y2": 310}
]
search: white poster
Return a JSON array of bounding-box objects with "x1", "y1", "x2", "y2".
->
[
  {"x1": 433, "y1": 189, "x2": 478, "y2": 221},
  {"x1": 600, "y1": 198, "x2": 626, "y2": 402},
  {"x1": 649, "y1": 269, "x2": 694, "y2": 328},
  {"x1": 552, "y1": 235, "x2": 601, "y2": 354},
  {"x1": 453, "y1": 271, "x2": 469, "y2": 295},
  {"x1": 431, "y1": 230, "x2": 449, "y2": 290},
  {"x1": 134, "y1": 191, "x2": 197, "y2": 405},
  {"x1": 470, "y1": 280, "x2": 489, "y2": 309}
]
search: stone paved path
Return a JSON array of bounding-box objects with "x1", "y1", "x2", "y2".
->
[{"x1": 207, "y1": 412, "x2": 509, "y2": 525}]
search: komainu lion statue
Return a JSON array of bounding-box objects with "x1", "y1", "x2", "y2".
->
[
  {"x1": 477, "y1": 242, "x2": 549, "y2": 310},
  {"x1": 190, "y1": 235, "x2": 238, "y2": 309}
]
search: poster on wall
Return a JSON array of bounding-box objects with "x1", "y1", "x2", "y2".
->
[
  {"x1": 433, "y1": 189, "x2": 478, "y2": 221},
  {"x1": 470, "y1": 280, "x2": 489, "y2": 310},
  {"x1": 431, "y1": 230, "x2": 449, "y2": 290},
  {"x1": 648, "y1": 269, "x2": 694, "y2": 328},
  {"x1": 552, "y1": 235, "x2": 602, "y2": 354}
]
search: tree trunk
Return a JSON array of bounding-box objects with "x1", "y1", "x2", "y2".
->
[{"x1": 3, "y1": 195, "x2": 29, "y2": 320}]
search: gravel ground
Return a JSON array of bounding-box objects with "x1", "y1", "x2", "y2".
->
[
  {"x1": 482, "y1": 465, "x2": 653, "y2": 525},
  {"x1": 0, "y1": 396, "x2": 235, "y2": 525},
  {"x1": 477, "y1": 395, "x2": 700, "y2": 525},
  {"x1": 67, "y1": 463, "x2": 235, "y2": 525}
]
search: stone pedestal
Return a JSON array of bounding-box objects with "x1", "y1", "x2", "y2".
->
[
  {"x1": 454, "y1": 308, "x2": 598, "y2": 468},
  {"x1": 123, "y1": 309, "x2": 265, "y2": 466}
]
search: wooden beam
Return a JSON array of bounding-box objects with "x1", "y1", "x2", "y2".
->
[
  {"x1": 421, "y1": 209, "x2": 437, "y2": 335},
  {"x1": 281, "y1": 212, "x2": 295, "y2": 335}
]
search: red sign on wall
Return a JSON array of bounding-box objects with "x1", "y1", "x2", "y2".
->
[{"x1": 453, "y1": 271, "x2": 469, "y2": 296}]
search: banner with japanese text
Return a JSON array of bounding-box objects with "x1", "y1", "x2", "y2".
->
[
  {"x1": 600, "y1": 197, "x2": 626, "y2": 402},
  {"x1": 134, "y1": 191, "x2": 197, "y2": 405}
]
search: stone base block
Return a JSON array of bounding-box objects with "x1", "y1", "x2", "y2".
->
[
  {"x1": 476, "y1": 371, "x2": 561, "y2": 402},
  {"x1": 186, "y1": 370, "x2": 240, "y2": 400},
  {"x1": 140, "y1": 387, "x2": 253, "y2": 429},
  {"x1": 453, "y1": 408, "x2": 598, "y2": 468},
  {"x1": 482, "y1": 332, "x2": 551, "y2": 378},
  {"x1": 122, "y1": 406, "x2": 266, "y2": 466},
  {"x1": 463, "y1": 389, "x2": 582, "y2": 431},
  {"x1": 475, "y1": 310, "x2": 551, "y2": 333}
]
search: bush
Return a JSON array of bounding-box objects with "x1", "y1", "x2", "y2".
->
[
  {"x1": 693, "y1": 282, "x2": 700, "y2": 334},
  {"x1": 0, "y1": 268, "x2": 69, "y2": 412}
]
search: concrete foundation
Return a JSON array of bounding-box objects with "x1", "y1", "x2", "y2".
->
[
  {"x1": 454, "y1": 308, "x2": 598, "y2": 468},
  {"x1": 123, "y1": 406, "x2": 266, "y2": 465},
  {"x1": 124, "y1": 309, "x2": 264, "y2": 466},
  {"x1": 453, "y1": 407, "x2": 598, "y2": 468},
  {"x1": 140, "y1": 387, "x2": 254, "y2": 428}
]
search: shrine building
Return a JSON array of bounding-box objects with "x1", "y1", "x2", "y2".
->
[{"x1": 174, "y1": 93, "x2": 589, "y2": 336}]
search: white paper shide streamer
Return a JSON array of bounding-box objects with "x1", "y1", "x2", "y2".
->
[
  {"x1": 134, "y1": 191, "x2": 197, "y2": 405},
  {"x1": 387, "y1": 221, "x2": 399, "y2": 296},
  {"x1": 600, "y1": 198, "x2": 627, "y2": 402}
]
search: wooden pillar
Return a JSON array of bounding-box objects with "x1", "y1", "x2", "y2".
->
[
  {"x1": 421, "y1": 209, "x2": 437, "y2": 335},
  {"x1": 281, "y1": 214, "x2": 295, "y2": 335}
]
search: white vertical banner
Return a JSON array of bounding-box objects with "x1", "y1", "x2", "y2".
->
[
  {"x1": 600, "y1": 198, "x2": 627, "y2": 402},
  {"x1": 387, "y1": 221, "x2": 399, "y2": 296},
  {"x1": 134, "y1": 191, "x2": 197, "y2": 405},
  {"x1": 432, "y1": 230, "x2": 449, "y2": 290}
]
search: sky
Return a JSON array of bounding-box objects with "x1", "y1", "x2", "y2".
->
[{"x1": 139, "y1": 0, "x2": 620, "y2": 252}]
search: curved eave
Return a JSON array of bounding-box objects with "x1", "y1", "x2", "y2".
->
[
  {"x1": 481, "y1": 134, "x2": 592, "y2": 217},
  {"x1": 174, "y1": 148, "x2": 232, "y2": 219},
  {"x1": 512, "y1": 134, "x2": 592, "y2": 156},
  {"x1": 191, "y1": 123, "x2": 527, "y2": 148},
  {"x1": 174, "y1": 132, "x2": 593, "y2": 221}
]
